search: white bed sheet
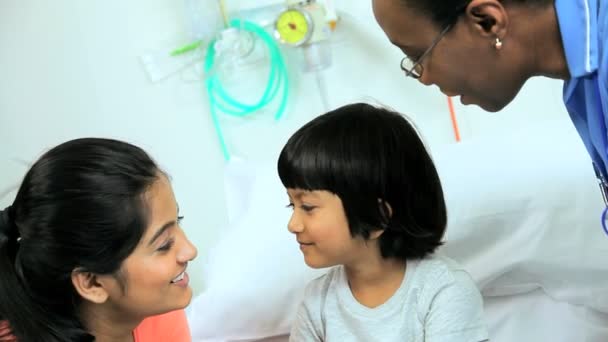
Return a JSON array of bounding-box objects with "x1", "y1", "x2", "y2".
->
[
  {"x1": 484, "y1": 289, "x2": 608, "y2": 342},
  {"x1": 189, "y1": 120, "x2": 608, "y2": 341}
]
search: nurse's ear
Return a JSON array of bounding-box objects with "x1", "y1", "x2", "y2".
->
[
  {"x1": 465, "y1": 0, "x2": 509, "y2": 40},
  {"x1": 71, "y1": 268, "x2": 111, "y2": 304}
]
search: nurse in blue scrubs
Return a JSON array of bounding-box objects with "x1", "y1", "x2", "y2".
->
[{"x1": 372, "y1": 0, "x2": 608, "y2": 210}]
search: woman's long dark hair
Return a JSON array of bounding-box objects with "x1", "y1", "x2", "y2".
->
[{"x1": 0, "y1": 138, "x2": 161, "y2": 341}]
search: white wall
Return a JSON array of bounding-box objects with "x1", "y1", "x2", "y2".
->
[{"x1": 0, "y1": 0, "x2": 572, "y2": 293}]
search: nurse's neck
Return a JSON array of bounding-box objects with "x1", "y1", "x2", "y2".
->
[
  {"x1": 80, "y1": 303, "x2": 141, "y2": 342},
  {"x1": 514, "y1": 3, "x2": 570, "y2": 80}
]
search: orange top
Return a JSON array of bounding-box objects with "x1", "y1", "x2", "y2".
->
[
  {"x1": 133, "y1": 309, "x2": 191, "y2": 342},
  {"x1": 0, "y1": 309, "x2": 191, "y2": 342}
]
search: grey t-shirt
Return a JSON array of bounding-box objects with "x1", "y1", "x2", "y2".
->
[{"x1": 289, "y1": 256, "x2": 489, "y2": 342}]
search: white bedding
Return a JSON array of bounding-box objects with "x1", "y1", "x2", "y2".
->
[{"x1": 188, "y1": 120, "x2": 608, "y2": 341}]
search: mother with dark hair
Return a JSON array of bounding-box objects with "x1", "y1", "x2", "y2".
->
[
  {"x1": 372, "y1": 0, "x2": 608, "y2": 207},
  {"x1": 0, "y1": 138, "x2": 197, "y2": 341}
]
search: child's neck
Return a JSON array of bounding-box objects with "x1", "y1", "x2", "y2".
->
[{"x1": 344, "y1": 255, "x2": 406, "y2": 309}]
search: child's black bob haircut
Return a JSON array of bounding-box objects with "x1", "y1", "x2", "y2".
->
[{"x1": 278, "y1": 102, "x2": 446, "y2": 260}]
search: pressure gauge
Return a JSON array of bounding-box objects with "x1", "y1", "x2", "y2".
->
[{"x1": 274, "y1": 8, "x2": 314, "y2": 46}]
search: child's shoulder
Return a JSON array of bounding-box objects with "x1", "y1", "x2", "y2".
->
[
  {"x1": 303, "y1": 266, "x2": 342, "y2": 295},
  {"x1": 410, "y1": 255, "x2": 481, "y2": 311},
  {"x1": 413, "y1": 255, "x2": 477, "y2": 293},
  {"x1": 300, "y1": 266, "x2": 343, "y2": 306}
]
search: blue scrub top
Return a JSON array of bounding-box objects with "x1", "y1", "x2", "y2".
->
[{"x1": 557, "y1": 0, "x2": 608, "y2": 179}]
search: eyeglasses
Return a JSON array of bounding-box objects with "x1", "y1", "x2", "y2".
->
[{"x1": 400, "y1": 24, "x2": 453, "y2": 79}]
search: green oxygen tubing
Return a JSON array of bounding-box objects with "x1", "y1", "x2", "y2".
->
[{"x1": 204, "y1": 18, "x2": 289, "y2": 161}]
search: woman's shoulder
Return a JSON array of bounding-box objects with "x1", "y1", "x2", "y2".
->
[{"x1": 133, "y1": 309, "x2": 191, "y2": 342}]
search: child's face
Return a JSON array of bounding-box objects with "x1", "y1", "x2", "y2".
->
[{"x1": 286, "y1": 188, "x2": 371, "y2": 268}]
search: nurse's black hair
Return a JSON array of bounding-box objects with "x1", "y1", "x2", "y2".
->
[
  {"x1": 0, "y1": 138, "x2": 161, "y2": 342},
  {"x1": 278, "y1": 103, "x2": 447, "y2": 260},
  {"x1": 400, "y1": 0, "x2": 555, "y2": 28}
]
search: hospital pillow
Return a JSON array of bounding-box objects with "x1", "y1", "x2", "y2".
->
[
  {"x1": 188, "y1": 159, "x2": 325, "y2": 341},
  {"x1": 437, "y1": 121, "x2": 608, "y2": 310},
  {"x1": 187, "y1": 120, "x2": 608, "y2": 341}
]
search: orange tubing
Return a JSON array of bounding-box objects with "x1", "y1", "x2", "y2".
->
[{"x1": 447, "y1": 96, "x2": 461, "y2": 142}]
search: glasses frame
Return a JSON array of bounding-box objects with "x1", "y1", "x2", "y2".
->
[{"x1": 400, "y1": 24, "x2": 453, "y2": 79}]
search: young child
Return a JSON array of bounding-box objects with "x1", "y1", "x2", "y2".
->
[{"x1": 278, "y1": 103, "x2": 488, "y2": 341}]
